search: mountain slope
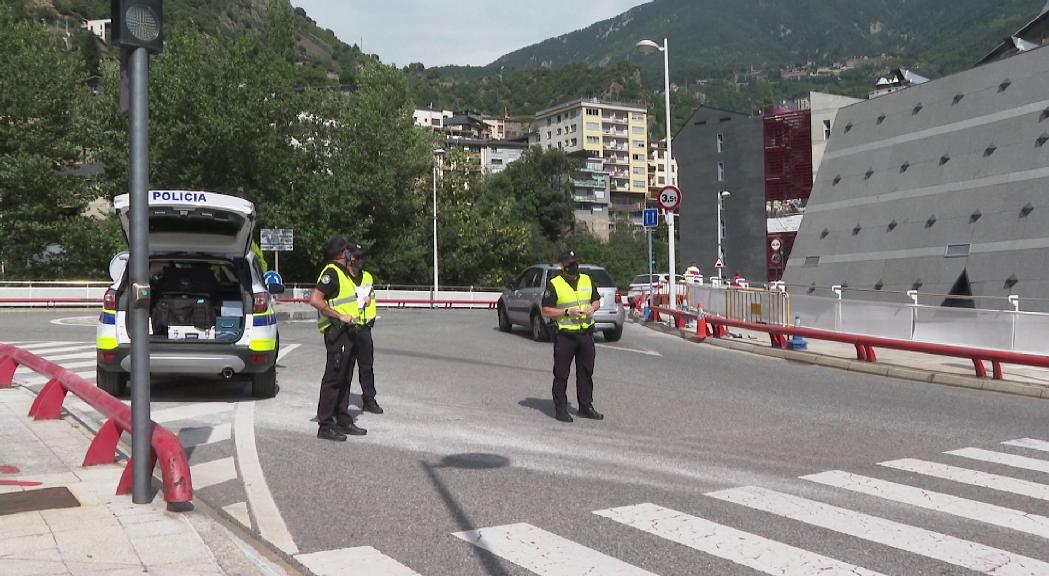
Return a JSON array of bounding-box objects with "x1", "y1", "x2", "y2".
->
[{"x1": 487, "y1": 0, "x2": 1046, "y2": 82}]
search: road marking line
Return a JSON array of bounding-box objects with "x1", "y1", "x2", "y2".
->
[
  {"x1": 881, "y1": 459, "x2": 1049, "y2": 501},
  {"x1": 596, "y1": 344, "x2": 662, "y2": 357},
  {"x1": 36, "y1": 352, "x2": 97, "y2": 362},
  {"x1": 190, "y1": 456, "x2": 238, "y2": 489},
  {"x1": 22, "y1": 370, "x2": 95, "y2": 385},
  {"x1": 151, "y1": 403, "x2": 235, "y2": 424},
  {"x1": 276, "y1": 344, "x2": 301, "y2": 363},
  {"x1": 49, "y1": 316, "x2": 97, "y2": 326},
  {"x1": 16, "y1": 359, "x2": 96, "y2": 375},
  {"x1": 453, "y1": 523, "x2": 659, "y2": 576},
  {"x1": 708, "y1": 485, "x2": 1049, "y2": 575},
  {"x1": 946, "y1": 447, "x2": 1049, "y2": 474},
  {"x1": 15, "y1": 344, "x2": 93, "y2": 356},
  {"x1": 1004, "y1": 438, "x2": 1049, "y2": 453},
  {"x1": 595, "y1": 502, "x2": 885, "y2": 576},
  {"x1": 223, "y1": 501, "x2": 251, "y2": 528},
  {"x1": 803, "y1": 470, "x2": 1049, "y2": 539},
  {"x1": 234, "y1": 401, "x2": 299, "y2": 555},
  {"x1": 179, "y1": 423, "x2": 232, "y2": 448},
  {"x1": 295, "y1": 547, "x2": 422, "y2": 576},
  {"x1": 14, "y1": 341, "x2": 82, "y2": 351}
]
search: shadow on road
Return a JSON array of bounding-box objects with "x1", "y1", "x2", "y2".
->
[
  {"x1": 518, "y1": 397, "x2": 558, "y2": 419},
  {"x1": 421, "y1": 453, "x2": 513, "y2": 576}
]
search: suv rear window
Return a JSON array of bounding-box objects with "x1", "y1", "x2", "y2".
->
[
  {"x1": 631, "y1": 274, "x2": 657, "y2": 284},
  {"x1": 581, "y1": 268, "x2": 615, "y2": 288}
]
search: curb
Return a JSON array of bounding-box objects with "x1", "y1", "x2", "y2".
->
[{"x1": 635, "y1": 318, "x2": 1049, "y2": 400}]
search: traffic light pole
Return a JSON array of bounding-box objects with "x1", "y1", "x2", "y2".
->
[{"x1": 128, "y1": 46, "x2": 153, "y2": 504}]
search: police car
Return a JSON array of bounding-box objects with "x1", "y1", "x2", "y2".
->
[{"x1": 96, "y1": 190, "x2": 282, "y2": 398}]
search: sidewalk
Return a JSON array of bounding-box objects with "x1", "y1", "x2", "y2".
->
[
  {"x1": 0, "y1": 386, "x2": 291, "y2": 576},
  {"x1": 639, "y1": 316, "x2": 1049, "y2": 399}
]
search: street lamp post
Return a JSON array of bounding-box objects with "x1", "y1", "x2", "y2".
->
[
  {"x1": 637, "y1": 37, "x2": 677, "y2": 308},
  {"x1": 717, "y1": 190, "x2": 731, "y2": 280},
  {"x1": 432, "y1": 149, "x2": 445, "y2": 303}
]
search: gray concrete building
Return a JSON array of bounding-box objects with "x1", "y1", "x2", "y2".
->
[
  {"x1": 783, "y1": 43, "x2": 1049, "y2": 305},
  {"x1": 675, "y1": 107, "x2": 767, "y2": 281}
]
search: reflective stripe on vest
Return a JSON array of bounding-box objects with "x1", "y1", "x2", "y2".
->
[
  {"x1": 551, "y1": 274, "x2": 595, "y2": 332},
  {"x1": 316, "y1": 265, "x2": 377, "y2": 332}
]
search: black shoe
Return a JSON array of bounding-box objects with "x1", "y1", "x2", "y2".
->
[
  {"x1": 577, "y1": 405, "x2": 604, "y2": 420},
  {"x1": 337, "y1": 422, "x2": 368, "y2": 436},
  {"x1": 317, "y1": 426, "x2": 347, "y2": 442},
  {"x1": 554, "y1": 411, "x2": 574, "y2": 423},
  {"x1": 362, "y1": 401, "x2": 384, "y2": 415}
]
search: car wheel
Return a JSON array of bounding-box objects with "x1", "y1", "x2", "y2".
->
[
  {"x1": 252, "y1": 367, "x2": 277, "y2": 398},
  {"x1": 603, "y1": 325, "x2": 624, "y2": 342},
  {"x1": 96, "y1": 366, "x2": 128, "y2": 397},
  {"x1": 530, "y1": 312, "x2": 549, "y2": 342},
  {"x1": 497, "y1": 304, "x2": 512, "y2": 332}
]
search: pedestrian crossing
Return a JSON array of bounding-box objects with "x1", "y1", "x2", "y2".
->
[{"x1": 296, "y1": 436, "x2": 1049, "y2": 576}]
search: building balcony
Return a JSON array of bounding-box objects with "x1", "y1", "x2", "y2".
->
[
  {"x1": 602, "y1": 116, "x2": 628, "y2": 125},
  {"x1": 602, "y1": 130, "x2": 628, "y2": 138},
  {"x1": 605, "y1": 156, "x2": 629, "y2": 166},
  {"x1": 572, "y1": 179, "x2": 607, "y2": 189}
]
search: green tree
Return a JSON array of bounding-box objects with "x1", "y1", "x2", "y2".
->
[{"x1": 0, "y1": 7, "x2": 97, "y2": 278}]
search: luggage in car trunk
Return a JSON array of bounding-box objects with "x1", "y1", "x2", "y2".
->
[{"x1": 152, "y1": 294, "x2": 216, "y2": 337}]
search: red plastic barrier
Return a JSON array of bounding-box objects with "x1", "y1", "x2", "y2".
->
[
  {"x1": 649, "y1": 307, "x2": 1049, "y2": 381},
  {"x1": 0, "y1": 344, "x2": 193, "y2": 509}
]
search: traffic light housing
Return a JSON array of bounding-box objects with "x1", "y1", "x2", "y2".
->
[{"x1": 111, "y1": 0, "x2": 164, "y2": 53}]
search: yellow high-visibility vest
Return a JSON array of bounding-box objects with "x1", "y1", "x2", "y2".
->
[
  {"x1": 316, "y1": 265, "x2": 377, "y2": 332},
  {"x1": 551, "y1": 274, "x2": 595, "y2": 332}
]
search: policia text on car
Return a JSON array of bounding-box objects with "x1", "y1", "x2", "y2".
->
[
  {"x1": 542, "y1": 249, "x2": 605, "y2": 423},
  {"x1": 309, "y1": 235, "x2": 383, "y2": 442}
]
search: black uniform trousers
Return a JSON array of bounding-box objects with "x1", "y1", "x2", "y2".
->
[
  {"x1": 551, "y1": 329, "x2": 595, "y2": 412},
  {"x1": 316, "y1": 325, "x2": 376, "y2": 428}
]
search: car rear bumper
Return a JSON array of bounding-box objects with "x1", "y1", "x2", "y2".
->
[{"x1": 97, "y1": 344, "x2": 276, "y2": 375}]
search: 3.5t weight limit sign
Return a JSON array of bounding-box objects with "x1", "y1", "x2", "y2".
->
[{"x1": 657, "y1": 185, "x2": 682, "y2": 212}]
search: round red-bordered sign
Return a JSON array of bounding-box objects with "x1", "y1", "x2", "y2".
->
[{"x1": 657, "y1": 185, "x2": 682, "y2": 211}]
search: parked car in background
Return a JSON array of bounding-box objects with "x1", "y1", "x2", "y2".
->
[
  {"x1": 627, "y1": 274, "x2": 660, "y2": 307},
  {"x1": 497, "y1": 264, "x2": 624, "y2": 342}
]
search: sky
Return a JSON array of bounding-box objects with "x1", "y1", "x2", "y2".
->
[{"x1": 289, "y1": 1, "x2": 650, "y2": 67}]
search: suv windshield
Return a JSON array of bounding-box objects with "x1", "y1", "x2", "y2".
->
[{"x1": 581, "y1": 267, "x2": 615, "y2": 288}]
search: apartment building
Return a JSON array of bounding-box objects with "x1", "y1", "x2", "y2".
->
[
  {"x1": 647, "y1": 139, "x2": 678, "y2": 201},
  {"x1": 532, "y1": 98, "x2": 649, "y2": 232},
  {"x1": 413, "y1": 108, "x2": 454, "y2": 132}
]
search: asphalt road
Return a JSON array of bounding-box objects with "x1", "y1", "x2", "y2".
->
[{"x1": 5, "y1": 308, "x2": 1049, "y2": 575}]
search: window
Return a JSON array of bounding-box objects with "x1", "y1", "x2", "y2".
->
[
  {"x1": 658, "y1": 177, "x2": 665, "y2": 185},
  {"x1": 633, "y1": 153, "x2": 644, "y2": 161},
  {"x1": 631, "y1": 113, "x2": 645, "y2": 121},
  {"x1": 586, "y1": 108, "x2": 599, "y2": 116},
  {"x1": 557, "y1": 127, "x2": 563, "y2": 135},
  {"x1": 546, "y1": 118, "x2": 552, "y2": 126},
  {"x1": 716, "y1": 133, "x2": 724, "y2": 153},
  {"x1": 547, "y1": 131, "x2": 552, "y2": 140},
  {"x1": 804, "y1": 256, "x2": 820, "y2": 266},
  {"x1": 571, "y1": 138, "x2": 577, "y2": 147},
  {"x1": 586, "y1": 136, "x2": 600, "y2": 145},
  {"x1": 491, "y1": 158, "x2": 503, "y2": 166},
  {"x1": 586, "y1": 122, "x2": 599, "y2": 130},
  {"x1": 431, "y1": 119, "x2": 441, "y2": 127},
  {"x1": 633, "y1": 166, "x2": 645, "y2": 175},
  {"x1": 945, "y1": 244, "x2": 971, "y2": 258},
  {"x1": 633, "y1": 180, "x2": 646, "y2": 189},
  {"x1": 717, "y1": 162, "x2": 725, "y2": 182},
  {"x1": 557, "y1": 114, "x2": 562, "y2": 122},
  {"x1": 632, "y1": 126, "x2": 645, "y2": 134},
  {"x1": 823, "y1": 120, "x2": 831, "y2": 140},
  {"x1": 633, "y1": 140, "x2": 646, "y2": 149},
  {"x1": 657, "y1": 163, "x2": 665, "y2": 172}
]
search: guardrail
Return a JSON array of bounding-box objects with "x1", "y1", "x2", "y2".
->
[
  {"x1": 647, "y1": 306, "x2": 1049, "y2": 381},
  {"x1": 0, "y1": 344, "x2": 193, "y2": 510}
]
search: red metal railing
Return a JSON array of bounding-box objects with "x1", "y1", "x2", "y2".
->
[
  {"x1": 648, "y1": 306, "x2": 1049, "y2": 381},
  {"x1": 0, "y1": 344, "x2": 193, "y2": 509}
]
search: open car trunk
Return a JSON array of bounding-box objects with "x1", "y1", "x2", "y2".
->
[{"x1": 147, "y1": 258, "x2": 249, "y2": 342}]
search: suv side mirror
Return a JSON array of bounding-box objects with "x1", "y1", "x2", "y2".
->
[{"x1": 267, "y1": 283, "x2": 285, "y2": 296}]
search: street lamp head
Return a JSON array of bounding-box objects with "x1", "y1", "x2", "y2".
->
[
  {"x1": 720, "y1": 190, "x2": 731, "y2": 197},
  {"x1": 636, "y1": 39, "x2": 663, "y2": 54},
  {"x1": 433, "y1": 148, "x2": 446, "y2": 156}
]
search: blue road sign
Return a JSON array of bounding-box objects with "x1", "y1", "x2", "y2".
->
[
  {"x1": 643, "y1": 208, "x2": 659, "y2": 228},
  {"x1": 264, "y1": 270, "x2": 284, "y2": 286}
]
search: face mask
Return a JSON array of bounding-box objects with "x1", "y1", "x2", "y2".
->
[
  {"x1": 565, "y1": 262, "x2": 579, "y2": 276},
  {"x1": 350, "y1": 256, "x2": 365, "y2": 268}
]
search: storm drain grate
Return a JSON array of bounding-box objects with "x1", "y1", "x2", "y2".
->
[{"x1": 0, "y1": 486, "x2": 80, "y2": 516}]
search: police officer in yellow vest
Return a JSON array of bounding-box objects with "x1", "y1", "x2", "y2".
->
[
  {"x1": 309, "y1": 236, "x2": 379, "y2": 441},
  {"x1": 541, "y1": 249, "x2": 604, "y2": 423}
]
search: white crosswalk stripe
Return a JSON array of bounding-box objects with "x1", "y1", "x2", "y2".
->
[
  {"x1": 35, "y1": 351, "x2": 97, "y2": 362},
  {"x1": 946, "y1": 447, "x2": 1049, "y2": 474},
  {"x1": 453, "y1": 523, "x2": 659, "y2": 576},
  {"x1": 880, "y1": 458, "x2": 1049, "y2": 501},
  {"x1": 151, "y1": 402, "x2": 235, "y2": 424},
  {"x1": 296, "y1": 547, "x2": 422, "y2": 576},
  {"x1": 709, "y1": 485, "x2": 1049, "y2": 575},
  {"x1": 1004, "y1": 438, "x2": 1049, "y2": 453},
  {"x1": 802, "y1": 470, "x2": 1049, "y2": 539},
  {"x1": 595, "y1": 502, "x2": 886, "y2": 576}
]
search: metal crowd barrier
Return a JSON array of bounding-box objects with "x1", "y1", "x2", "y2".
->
[{"x1": 0, "y1": 343, "x2": 193, "y2": 509}]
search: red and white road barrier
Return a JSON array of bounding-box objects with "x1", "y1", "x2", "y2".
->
[
  {"x1": 649, "y1": 306, "x2": 1049, "y2": 381},
  {"x1": 0, "y1": 344, "x2": 193, "y2": 510}
]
